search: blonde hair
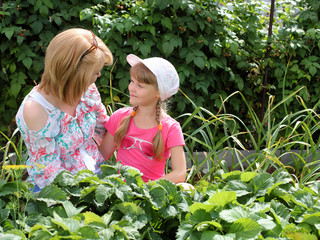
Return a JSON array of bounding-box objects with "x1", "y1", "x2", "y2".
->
[
  {"x1": 38, "y1": 28, "x2": 113, "y2": 105},
  {"x1": 114, "y1": 62, "x2": 165, "y2": 160}
]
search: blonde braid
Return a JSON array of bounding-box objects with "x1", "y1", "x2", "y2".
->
[
  {"x1": 153, "y1": 100, "x2": 164, "y2": 160},
  {"x1": 114, "y1": 106, "x2": 139, "y2": 147}
]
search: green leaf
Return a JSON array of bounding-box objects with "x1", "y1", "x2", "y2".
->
[
  {"x1": 207, "y1": 191, "x2": 237, "y2": 207},
  {"x1": 241, "y1": 172, "x2": 257, "y2": 182},
  {"x1": 31, "y1": 21, "x2": 43, "y2": 34},
  {"x1": 309, "y1": 65, "x2": 317, "y2": 76},
  {"x1": 162, "y1": 41, "x2": 174, "y2": 56},
  {"x1": 9, "y1": 82, "x2": 21, "y2": 97},
  {"x1": 62, "y1": 201, "x2": 86, "y2": 218},
  {"x1": 112, "y1": 202, "x2": 145, "y2": 215},
  {"x1": 42, "y1": 0, "x2": 53, "y2": 8},
  {"x1": 22, "y1": 57, "x2": 32, "y2": 69},
  {"x1": 139, "y1": 44, "x2": 150, "y2": 57},
  {"x1": 252, "y1": 173, "x2": 274, "y2": 197},
  {"x1": 189, "y1": 202, "x2": 214, "y2": 215},
  {"x1": 229, "y1": 218, "x2": 261, "y2": 239},
  {"x1": 187, "y1": 21, "x2": 197, "y2": 32},
  {"x1": 161, "y1": 17, "x2": 172, "y2": 31},
  {"x1": 176, "y1": 223, "x2": 193, "y2": 240},
  {"x1": 194, "y1": 57, "x2": 205, "y2": 69},
  {"x1": 95, "y1": 184, "x2": 113, "y2": 204},
  {"x1": 39, "y1": 5, "x2": 49, "y2": 17},
  {"x1": 83, "y1": 211, "x2": 105, "y2": 225},
  {"x1": 220, "y1": 207, "x2": 250, "y2": 223},
  {"x1": 38, "y1": 185, "x2": 67, "y2": 201},
  {"x1": 149, "y1": 186, "x2": 166, "y2": 208},
  {"x1": 4, "y1": 28, "x2": 14, "y2": 40}
]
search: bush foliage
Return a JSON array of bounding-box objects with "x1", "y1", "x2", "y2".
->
[{"x1": 0, "y1": 0, "x2": 320, "y2": 141}]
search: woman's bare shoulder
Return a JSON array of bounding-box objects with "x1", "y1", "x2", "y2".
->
[{"x1": 23, "y1": 100, "x2": 49, "y2": 131}]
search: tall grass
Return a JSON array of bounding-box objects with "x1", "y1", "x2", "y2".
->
[{"x1": 180, "y1": 87, "x2": 320, "y2": 187}]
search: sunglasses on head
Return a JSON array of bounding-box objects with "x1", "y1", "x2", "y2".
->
[{"x1": 80, "y1": 30, "x2": 98, "y2": 61}]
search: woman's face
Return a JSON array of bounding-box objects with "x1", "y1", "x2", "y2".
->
[{"x1": 90, "y1": 64, "x2": 103, "y2": 84}]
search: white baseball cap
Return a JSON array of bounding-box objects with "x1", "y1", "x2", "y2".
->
[{"x1": 127, "y1": 54, "x2": 179, "y2": 101}]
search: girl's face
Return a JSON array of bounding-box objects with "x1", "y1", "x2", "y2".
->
[{"x1": 128, "y1": 76, "x2": 160, "y2": 107}]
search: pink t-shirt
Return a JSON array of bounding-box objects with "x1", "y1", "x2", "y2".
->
[{"x1": 105, "y1": 107, "x2": 185, "y2": 182}]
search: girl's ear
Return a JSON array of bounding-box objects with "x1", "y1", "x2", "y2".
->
[{"x1": 156, "y1": 90, "x2": 160, "y2": 99}]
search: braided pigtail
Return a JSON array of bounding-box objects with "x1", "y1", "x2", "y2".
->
[
  {"x1": 152, "y1": 99, "x2": 164, "y2": 160},
  {"x1": 114, "y1": 106, "x2": 139, "y2": 147}
]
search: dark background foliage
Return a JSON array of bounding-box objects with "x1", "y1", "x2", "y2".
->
[{"x1": 1, "y1": 0, "x2": 320, "y2": 146}]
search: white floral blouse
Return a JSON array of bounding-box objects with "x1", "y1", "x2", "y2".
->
[{"x1": 15, "y1": 84, "x2": 108, "y2": 189}]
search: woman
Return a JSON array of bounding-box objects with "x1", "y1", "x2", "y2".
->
[{"x1": 15, "y1": 28, "x2": 113, "y2": 191}]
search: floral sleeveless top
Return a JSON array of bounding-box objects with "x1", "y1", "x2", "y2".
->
[{"x1": 15, "y1": 84, "x2": 108, "y2": 189}]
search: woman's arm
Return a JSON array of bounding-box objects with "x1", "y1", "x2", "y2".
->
[
  {"x1": 160, "y1": 145, "x2": 186, "y2": 184},
  {"x1": 99, "y1": 131, "x2": 117, "y2": 161},
  {"x1": 22, "y1": 100, "x2": 64, "y2": 189}
]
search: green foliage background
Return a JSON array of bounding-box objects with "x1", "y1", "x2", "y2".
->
[{"x1": 1, "y1": 0, "x2": 320, "y2": 141}]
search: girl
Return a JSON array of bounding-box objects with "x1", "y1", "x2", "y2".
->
[
  {"x1": 15, "y1": 28, "x2": 113, "y2": 191},
  {"x1": 99, "y1": 54, "x2": 186, "y2": 184}
]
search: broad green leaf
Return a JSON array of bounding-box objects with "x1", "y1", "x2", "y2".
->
[
  {"x1": 31, "y1": 21, "x2": 43, "y2": 34},
  {"x1": 161, "y1": 205, "x2": 178, "y2": 218},
  {"x1": 100, "y1": 164, "x2": 119, "y2": 176},
  {"x1": 112, "y1": 202, "x2": 145, "y2": 215},
  {"x1": 83, "y1": 212, "x2": 104, "y2": 225},
  {"x1": 187, "y1": 21, "x2": 197, "y2": 32},
  {"x1": 39, "y1": 5, "x2": 49, "y2": 17},
  {"x1": 252, "y1": 173, "x2": 274, "y2": 197},
  {"x1": 95, "y1": 184, "x2": 113, "y2": 204},
  {"x1": 257, "y1": 218, "x2": 276, "y2": 230},
  {"x1": 38, "y1": 185, "x2": 67, "y2": 201},
  {"x1": 309, "y1": 65, "x2": 317, "y2": 76},
  {"x1": 222, "y1": 171, "x2": 242, "y2": 181},
  {"x1": 62, "y1": 201, "x2": 86, "y2": 218},
  {"x1": 189, "y1": 209, "x2": 214, "y2": 224},
  {"x1": 194, "y1": 57, "x2": 205, "y2": 69},
  {"x1": 241, "y1": 172, "x2": 257, "y2": 182},
  {"x1": 77, "y1": 226, "x2": 100, "y2": 239},
  {"x1": 52, "y1": 212, "x2": 81, "y2": 233},
  {"x1": 9, "y1": 82, "x2": 21, "y2": 97},
  {"x1": 149, "y1": 186, "x2": 166, "y2": 208},
  {"x1": 229, "y1": 218, "x2": 261, "y2": 239},
  {"x1": 226, "y1": 180, "x2": 251, "y2": 197},
  {"x1": 5, "y1": 28, "x2": 14, "y2": 40},
  {"x1": 189, "y1": 202, "x2": 215, "y2": 214},
  {"x1": 161, "y1": 17, "x2": 172, "y2": 31},
  {"x1": 292, "y1": 190, "x2": 315, "y2": 209},
  {"x1": 302, "y1": 212, "x2": 320, "y2": 225},
  {"x1": 22, "y1": 57, "x2": 32, "y2": 69},
  {"x1": 207, "y1": 191, "x2": 237, "y2": 207},
  {"x1": 162, "y1": 41, "x2": 174, "y2": 56},
  {"x1": 270, "y1": 200, "x2": 290, "y2": 221},
  {"x1": 220, "y1": 207, "x2": 250, "y2": 223},
  {"x1": 176, "y1": 223, "x2": 193, "y2": 240}
]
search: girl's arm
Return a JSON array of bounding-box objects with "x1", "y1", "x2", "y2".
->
[
  {"x1": 160, "y1": 145, "x2": 186, "y2": 184},
  {"x1": 99, "y1": 131, "x2": 117, "y2": 161}
]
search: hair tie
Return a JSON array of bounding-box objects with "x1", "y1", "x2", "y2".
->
[
  {"x1": 131, "y1": 110, "x2": 136, "y2": 117},
  {"x1": 158, "y1": 123, "x2": 162, "y2": 131}
]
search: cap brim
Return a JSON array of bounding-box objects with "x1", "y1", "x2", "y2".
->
[{"x1": 127, "y1": 54, "x2": 142, "y2": 67}]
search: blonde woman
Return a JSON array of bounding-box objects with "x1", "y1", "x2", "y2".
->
[
  {"x1": 15, "y1": 28, "x2": 113, "y2": 192},
  {"x1": 99, "y1": 54, "x2": 187, "y2": 184}
]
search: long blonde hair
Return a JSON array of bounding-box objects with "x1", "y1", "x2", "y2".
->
[
  {"x1": 38, "y1": 28, "x2": 113, "y2": 105},
  {"x1": 114, "y1": 62, "x2": 165, "y2": 160}
]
